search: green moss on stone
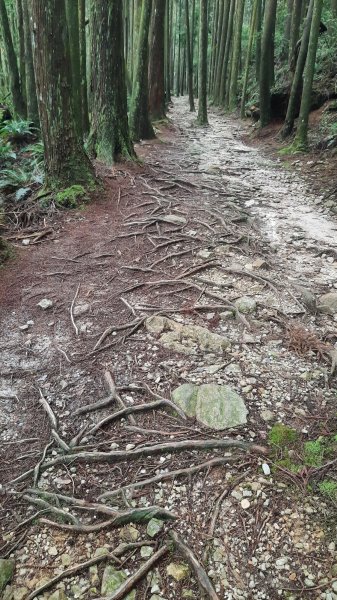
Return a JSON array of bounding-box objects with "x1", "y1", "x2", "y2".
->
[
  {"x1": 268, "y1": 423, "x2": 298, "y2": 447},
  {"x1": 55, "y1": 185, "x2": 88, "y2": 208}
]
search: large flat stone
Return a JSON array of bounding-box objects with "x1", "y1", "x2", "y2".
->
[
  {"x1": 172, "y1": 384, "x2": 247, "y2": 430},
  {"x1": 146, "y1": 316, "x2": 230, "y2": 355},
  {"x1": 318, "y1": 292, "x2": 337, "y2": 315}
]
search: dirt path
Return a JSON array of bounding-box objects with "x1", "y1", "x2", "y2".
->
[{"x1": 1, "y1": 98, "x2": 337, "y2": 600}]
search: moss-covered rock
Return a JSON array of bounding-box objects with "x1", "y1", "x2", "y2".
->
[
  {"x1": 55, "y1": 185, "x2": 88, "y2": 208},
  {"x1": 0, "y1": 559, "x2": 15, "y2": 592}
]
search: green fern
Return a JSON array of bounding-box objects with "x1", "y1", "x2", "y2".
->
[{"x1": 0, "y1": 119, "x2": 36, "y2": 143}]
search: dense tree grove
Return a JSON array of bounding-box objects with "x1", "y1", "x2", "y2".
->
[{"x1": 0, "y1": 0, "x2": 336, "y2": 199}]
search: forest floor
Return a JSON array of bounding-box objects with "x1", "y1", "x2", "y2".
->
[{"x1": 1, "y1": 98, "x2": 337, "y2": 600}]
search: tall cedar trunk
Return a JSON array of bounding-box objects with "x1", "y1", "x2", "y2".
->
[
  {"x1": 259, "y1": 0, "x2": 277, "y2": 127},
  {"x1": 293, "y1": 0, "x2": 323, "y2": 150},
  {"x1": 209, "y1": 0, "x2": 220, "y2": 94},
  {"x1": 176, "y1": 0, "x2": 182, "y2": 96},
  {"x1": 228, "y1": 0, "x2": 245, "y2": 111},
  {"x1": 22, "y1": 0, "x2": 39, "y2": 125},
  {"x1": 0, "y1": 0, "x2": 25, "y2": 117},
  {"x1": 185, "y1": 0, "x2": 195, "y2": 110},
  {"x1": 88, "y1": 0, "x2": 134, "y2": 163},
  {"x1": 16, "y1": 0, "x2": 26, "y2": 112},
  {"x1": 289, "y1": 0, "x2": 303, "y2": 66},
  {"x1": 219, "y1": 0, "x2": 235, "y2": 105},
  {"x1": 130, "y1": 0, "x2": 155, "y2": 141},
  {"x1": 213, "y1": 0, "x2": 230, "y2": 104},
  {"x1": 255, "y1": 0, "x2": 263, "y2": 81},
  {"x1": 280, "y1": 0, "x2": 314, "y2": 138},
  {"x1": 65, "y1": 0, "x2": 82, "y2": 138},
  {"x1": 191, "y1": 0, "x2": 196, "y2": 93},
  {"x1": 282, "y1": 0, "x2": 293, "y2": 59},
  {"x1": 164, "y1": 0, "x2": 171, "y2": 104},
  {"x1": 240, "y1": 0, "x2": 258, "y2": 117},
  {"x1": 30, "y1": 0, "x2": 95, "y2": 189},
  {"x1": 332, "y1": 0, "x2": 337, "y2": 16},
  {"x1": 148, "y1": 0, "x2": 166, "y2": 120},
  {"x1": 78, "y1": 0, "x2": 89, "y2": 136},
  {"x1": 197, "y1": 0, "x2": 208, "y2": 124}
]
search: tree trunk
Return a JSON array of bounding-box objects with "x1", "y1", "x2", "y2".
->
[
  {"x1": 175, "y1": 0, "x2": 182, "y2": 96},
  {"x1": 22, "y1": 0, "x2": 39, "y2": 125},
  {"x1": 88, "y1": 0, "x2": 134, "y2": 163},
  {"x1": 0, "y1": 0, "x2": 25, "y2": 117},
  {"x1": 30, "y1": 0, "x2": 95, "y2": 189},
  {"x1": 16, "y1": 0, "x2": 26, "y2": 112},
  {"x1": 289, "y1": 0, "x2": 303, "y2": 66},
  {"x1": 259, "y1": 0, "x2": 277, "y2": 127},
  {"x1": 219, "y1": 0, "x2": 235, "y2": 105},
  {"x1": 255, "y1": 0, "x2": 263, "y2": 81},
  {"x1": 164, "y1": 0, "x2": 171, "y2": 104},
  {"x1": 209, "y1": 0, "x2": 220, "y2": 95},
  {"x1": 240, "y1": 0, "x2": 258, "y2": 117},
  {"x1": 185, "y1": 0, "x2": 195, "y2": 110},
  {"x1": 78, "y1": 0, "x2": 90, "y2": 137},
  {"x1": 282, "y1": 0, "x2": 293, "y2": 59},
  {"x1": 148, "y1": 0, "x2": 166, "y2": 120},
  {"x1": 65, "y1": 0, "x2": 82, "y2": 138},
  {"x1": 130, "y1": 0, "x2": 155, "y2": 141},
  {"x1": 293, "y1": 0, "x2": 323, "y2": 150},
  {"x1": 280, "y1": 0, "x2": 314, "y2": 138},
  {"x1": 213, "y1": 0, "x2": 230, "y2": 104},
  {"x1": 197, "y1": 0, "x2": 208, "y2": 124},
  {"x1": 332, "y1": 0, "x2": 337, "y2": 16},
  {"x1": 228, "y1": 0, "x2": 245, "y2": 111}
]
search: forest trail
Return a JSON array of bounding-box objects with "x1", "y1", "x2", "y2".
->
[{"x1": 1, "y1": 99, "x2": 337, "y2": 600}]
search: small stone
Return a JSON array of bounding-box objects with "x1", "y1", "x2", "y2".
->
[
  {"x1": 119, "y1": 525, "x2": 139, "y2": 542},
  {"x1": 61, "y1": 553, "x2": 71, "y2": 567},
  {"x1": 13, "y1": 588, "x2": 28, "y2": 600},
  {"x1": 101, "y1": 566, "x2": 135, "y2": 598},
  {"x1": 48, "y1": 546, "x2": 58, "y2": 557},
  {"x1": 241, "y1": 499, "x2": 250, "y2": 509},
  {"x1": 262, "y1": 463, "x2": 271, "y2": 476},
  {"x1": 318, "y1": 292, "x2": 337, "y2": 315},
  {"x1": 73, "y1": 303, "x2": 90, "y2": 317},
  {"x1": 126, "y1": 444, "x2": 135, "y2": 451},
  {"x1": 48, "y1": 591, "x2": 67, "y2": 600},
  {"x1": 234, "y1": 296, "x2": 257, "y2": 314},
  {"x1": 166, "y1": 562, "x2": 190, "y2": 581},
  {"x1": 22, "y1": 239, "x2": 30, "y2": 246},
  {"x1": 0, "y1": 559, "x2": 15, "y2": 591},
  {"x1": 19, "y1": 324, "x2": 29, "y2": 331},
  {"x1": 261, "y1": 410, "x2": 274, "y2": 422},
  {"x1": 37, "y1": 298, "x2": 53, "y2": 310},
  {"x1": 147, "y1": 519, "x2": 164, "y2": 538},
  {"x1": 141, "y1": 546, "x2": 154, "y2": 559}
]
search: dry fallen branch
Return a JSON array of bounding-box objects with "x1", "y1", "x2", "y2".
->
[
  {"x1": 93, "y1": 317, "x2": 145, "y2": 351},
  {"x1": 97, "y1": 545, "x2": 169, "y2": 600},
  {"x1": 170, "y1": 531, "x2": 220, "y2": 600},
  {"x1": 98, "y1": 456, "x2": 235, "y2": 500},
  {"x1": 70, "y1": 283, "x2": 80, "y2": 335},
  {"x1": 37, "y1": 388, "x2": 57, "y2": 430}
]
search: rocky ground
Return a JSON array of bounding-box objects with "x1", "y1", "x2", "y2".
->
[{"x1": 1, "y1": 98, "x2": 337, "y2": 600}]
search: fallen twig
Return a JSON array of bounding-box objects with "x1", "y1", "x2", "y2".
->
[{"x1": 70, "y1": 283, "x2": 80, "y2": 335}]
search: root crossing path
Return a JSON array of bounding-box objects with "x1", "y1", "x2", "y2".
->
[{"x1": 1, "y1": 98, "x2": 337, "y2": 600}]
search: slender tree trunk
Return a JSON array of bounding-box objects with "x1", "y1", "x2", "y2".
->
[
  {"x1": 79, "y1": 0, "x2": 89, "y2": 137},
  {"x1": 293, "y1": 0, "x2": 323, "y2": 150},
  {"x1": 191, "y1": 0, "x2": 196, "y2": 93},
  {"x1": 30, "y1": 0, "x2": 95, "y2": 189},
  {"x1": 289, "y1": 0, "x2": 303, "y2": 66},
  {"x1": 209, "y1": 0, "x2": 220, "y2": 94},
  {"x1": 176, "y1": 0, "x2": 182, "y2": 96},
  {"x1": 219, "y1": 0, "x2": 235, "y2": 105},
  {"x1": 259, "y1": 0, "x2": 277, "y2": 127},
  {"x1": 197, "y1": 0, "x2": 208, "y2": 124},
  {"x1": 88, "y1": 0, "x2": 134, "y2": 163},
  {"x1": 240, "y1": 0, "x2": 258, "y2": 117},
  {"x1": 0, "y1": 0, "x2": 25, "y2": 117},
  {"x1": 16, "y1": 0, "x2": 26, "y2": 112},
  {"x1": 228, "y1": 0, "x2": 245, "y2": 111},
  {"x1": 185, "y1": 0, "x2": 195, "y2": 110},
  {"x1": 148, "y1": 0, "x2": 166, "y2": 120},
  {"x1": 282, "y1": 0, "x2": 293, "y2": 59},
  {"x1": 331, "y1": 0, "x2": 337, "y2": 16},
  {"x1": 22, "y1": 0, "x2": 39, "y2": 125},
  {"x1": 280, "y1": 0, "x2": 314, "y2": 138},
  {"x1": 255, "y1": 0, "x2": 263, "y2": 81},
  {"x1": 213, "y1": 0, "x2": 230, "y2": 104},
  {"x1": 164, "y1": 0, "x2": 171, "y2": 104},
  {"x1": 130, "y1": 0, "x2": 155, "y2": 141}
]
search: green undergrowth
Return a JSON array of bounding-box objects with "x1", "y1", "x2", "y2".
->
[
  {"x1": 54, "y1": 185, "x2": 88, "y2": 208},
  {"x1": 268, "y1": 423, "x2": 337, "y2": 502}
]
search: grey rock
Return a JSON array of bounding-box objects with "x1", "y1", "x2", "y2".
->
[
  {"x1": 318, "y1": 292, "x2": 337, "y2": 315},
  {"x1": 234, "y1": 296, "x2": 257, "y2": 314},
  {"x1": 0, "y1": 560, "x2": 15, "y2": 592},
  {"x1": 37, "y1": 298, "x2": 53, "y2": 310},
  {"x1": 172, "y1": 383, "x2": 247, "y2": 430},
  {"x1": 141, "y1": 546, "x2": 154, "y2": 558},
  {"x1": 161, "y1": 214, "x2": 186, "y2": 225},
  {"x1": 146, "y1": 316, "x2": 230, "y2": 355},
  {"x1": 166, "y1": 562, "x2": 190, "y2": 581},
  {"x1": 101, "y1": 566, "x2": 136, "y2": 599},
  {"x1": 147, "y1": 518, "x2": 164, "y2": 538},
  {"x1": 260, "y1": 410, "x2": 274, "y2": 422},
  {"x1": 73, "y1": 303, "x2": 90, "y2": 317}
]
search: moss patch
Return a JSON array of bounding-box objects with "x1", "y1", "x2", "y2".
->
[
  {"x1": 268, "y1": 423, "x2": 299, "y2": 447},
  {"x1": 318, "y1": 480, "x2": 337, "y2": 501},
  {"x1": 55, "y1": 185, "x2": 88, "y2": 208},
  {"x1": 0, "y1": 237, "x2": 11, "y2": 265}
]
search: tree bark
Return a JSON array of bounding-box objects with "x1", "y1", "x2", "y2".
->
[
  {"x1": 148, "y1": 0, "x2": 166, "y2": 120},
  {"x1": 78, "y1": 0, "x2": 89, "y2": 137},
  {"x1": 280, "y1": 0, "x2": 314, "y2": 138},
  {"x1": 289, "y1": 0, "x2": 303, "y2": 66},
  {"x1": 255, "y1": 0, "x2": 263, "y2": 81},
  {"x1": 293, "y1": 0, "x2": 323, "y2": 150},
  {"x1": 65, "y1": 0, "x2": 82, "y2": 138},
  {"x1": 213, "y1": 0, "x2": 230, "y2": 105},
  {"x1": 16, "y1": 0, "x2": 26, "y2": 112},
  {"x1": 130, "y1": 0, "x2": 155, "y2": 141},
  {"x1": 30, "y1": 0, "x2": 95, "y2": 189},
  {"x1": 332, "y1": 0, "x2": 337, "y2": 17},
  {"x1": 228, "y1": 0, "x2": 245, "y2": 111},
  {"x1": 0, "y1": 0, "x2": 25, "y2": 117},
  {"x1": 22, "y1": 0, "x2": 39, "y2": 125},
  {"x1": 88, "y1": 0, "x2": 135, "y2": 164},
  {"x1": 259, "y1": 0, "x2": 277, "y2": 127},
  {"x1": 197, "y1": 0, "x2": 208, "y2": 124},
  {"x1": 185, "y1": 0, "x2": 195, "y2": 110},
  {"x1": 219, "y1": 0, "x2": 235, "y2": 105}
]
